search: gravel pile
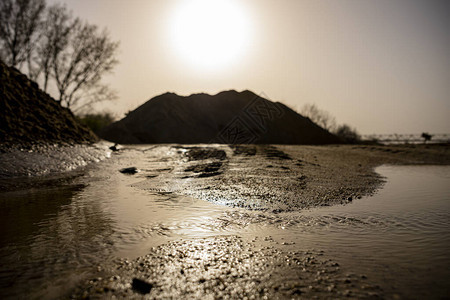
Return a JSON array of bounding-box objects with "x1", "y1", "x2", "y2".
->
[
  {"x1": 0, "y1": 60, "x2": 97, "y2": 149},
  {"x1": 100, "y1": 90, "x2": 340, "y2": 144}
]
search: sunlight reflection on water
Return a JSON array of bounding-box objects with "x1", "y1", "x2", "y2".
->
[
  {"x1": 267, "y1": 165, "x2": 450, "y2": 299},
  {"x1": 0, "y1": 145, "x2": 449, "y2": 299}
]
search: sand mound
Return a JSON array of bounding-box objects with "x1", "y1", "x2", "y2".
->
[
  {"x1": 100, "y1": 90, "x2": 339, "y2": 144},
  {"x1": 0, "y1": 61, "x2": 97, "y2": 147}
]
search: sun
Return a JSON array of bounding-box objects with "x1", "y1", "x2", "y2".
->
[{"x1": 168, "y1": 0, "x2": 251, "y2": 72}]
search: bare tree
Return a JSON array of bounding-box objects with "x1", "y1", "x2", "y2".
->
[
  {"x1": 34, "y1": 3, "x2": 77, "y2": 91},
  {"x1": 51, "y1": 21, "x2": 119, "y2": 110},
  {"x1": 0, "y1": 0, "x2": 45, "y2": 68},
  {"x1": 71, "y1": 82, "x2": 118, "y2": 114},
  {"x1": 300, "y1": 103, "x2": 336, "y2": 132},
  {"x1": 1, "y1": 1, "x2": 119, "y2": 112}
]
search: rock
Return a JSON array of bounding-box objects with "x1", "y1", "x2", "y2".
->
[
  {"x1": 120, "y1": 167, "x2": 139, "y2": 174},
  {"x1": 109, "y1": 143, "x2": 119, "y2": 152},
  {"x1": 198, "y1": 278, "x2": 206, "y2": 284},
  {"x1": 132, "y1": 278, "x2": 153, "y2": 294}
]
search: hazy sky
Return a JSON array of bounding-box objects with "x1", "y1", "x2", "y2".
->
[{"x1": 50, "y1": 0, "x2": 449, "y2": 135}]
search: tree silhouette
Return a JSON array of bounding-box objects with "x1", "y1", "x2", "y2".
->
[
  {"x1": 50, "y1": 20, "x2": 119, "y2": 110},
  {"x1": 300, "y1": 103, "x2": 336, "y2": 132},
  {"x1": 0, "y1": 0, "x2": 119, "y2": 112},
  {"x1": 0, "y1": 0, "x2": 45, "y2": 68},
  {"x1": 33, "y1": 3, "x2": 77, "y2": 91},
  {"x1": 421, "y1": 132, "x2": 432, "y2": 144},
  {"x1": 335, "y1": 124, "x2": 360, "y2": 143}
]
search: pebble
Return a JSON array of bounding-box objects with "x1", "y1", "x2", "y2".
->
[
  {"x1": 119, "y1": 167, "x2": 139, "y2": 174},
  {"x1": 132, "y1": 278, "x2": 153, "y2": 294}
]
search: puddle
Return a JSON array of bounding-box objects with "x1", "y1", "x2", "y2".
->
[
  {"x1": 0, "y1": 145, "x2": 448, "y2": 299},
  {"x1": 261, "y1": 165, "x2": 450, "y2": 299}
]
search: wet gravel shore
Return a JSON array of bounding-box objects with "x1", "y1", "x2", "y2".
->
[
  {"x1": 0, "y1": 142, "x2": 110, "y2": 183},
  {"x1": 72, "y1": 235, "x2": 383, "y2": 299},
  {"x1": 134, "y1": 143, "x2": 450, "y2": 212},
  {"x1": 70, "y1": 143, "x2": 449, "y2": 299}
]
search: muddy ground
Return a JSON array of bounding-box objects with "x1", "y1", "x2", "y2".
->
[
  {"x1": 134, "y1": 143, "x2": 450, "y2": 212},
  {"x1": 73, "y1": 236, "x2": 382, "y2": 299},
  {"x1": 68, "y1": 143, "x2": 449, "y2": 299}
]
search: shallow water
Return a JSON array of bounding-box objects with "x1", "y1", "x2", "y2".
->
[
  {"x1": 0, "y1": 145, "x2": 449, "y2": 299},
  {"x1": 268, "y1": 165, "x2": 450, "y2": 299}
]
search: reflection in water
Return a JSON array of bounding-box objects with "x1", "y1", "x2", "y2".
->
[
  {"x1": 0, "y1": 185, "x2": 79, "y2": 244},
  {"x1": 262, "y1": 165, "x2": 450, "y2": 299},
  {"x1": 0, "y1": 180, "x2": 115, "y2": 299}
]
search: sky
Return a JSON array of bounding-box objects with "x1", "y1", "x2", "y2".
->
[{"x1": 49, "y1": 0, "x2": 449, "y2": 135}]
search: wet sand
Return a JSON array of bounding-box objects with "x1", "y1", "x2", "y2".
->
[
  {"x1": 73, "y1": 236, "x2": 382, "y2": 299},
  {"x1": 69, "y1": 143, "x2": 449, "y2": 299},
  {"x1": 133, "y1": 143, "x2": 450, "y2": 212}
]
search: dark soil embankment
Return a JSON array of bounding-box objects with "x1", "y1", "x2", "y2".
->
[
  {"x1": 100, "y1": 90, "x2": 340, "y2": 144},
  {"x1": 0, "y1": 60, "x2": 97, "y2": 149}
]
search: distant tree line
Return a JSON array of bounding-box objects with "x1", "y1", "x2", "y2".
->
[
  {"x1": 0, "y1": 0, "x2": 119, "y2": 112},
  {"x1": 77, "y1": 112, "x2": 115, "y2": 134},
  {"x1": 300, "y1": 103, "x2": 361, "y2": 143}
]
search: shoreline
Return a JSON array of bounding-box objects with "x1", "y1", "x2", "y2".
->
[
  {"x1": 0, "y1": 142, "x2": 112, "y2": 194},
  {"x1": 0, "y1": 142, "x2": 111, "y2": 180},
  {"x1": 1, "y1": 143, "x2": 449, "y2": 299},
  {"x1": 129, "y1": 143, "x2": 450, "y2": 212},
  {"x1": 1, "y1": 142, "x2": 448, "y2": 203},
  {"x1": 69, "y1": 143, "x2": 448, "y2": 299}
]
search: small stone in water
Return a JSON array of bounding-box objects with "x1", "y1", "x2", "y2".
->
[{"x1": 120, "y1": 167, "x2": 139, "y2": 174}]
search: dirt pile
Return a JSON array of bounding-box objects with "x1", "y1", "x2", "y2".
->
[
  {"x1": 0, "y1": 60, "x2": 97, "y2": 147},
  {"x1": 100, "y1": 90, "x2": 340, "y2": 144}
]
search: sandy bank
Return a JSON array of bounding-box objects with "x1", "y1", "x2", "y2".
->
[{"x1": 131, "y1": 143, "x2": 450, "y2": 212}]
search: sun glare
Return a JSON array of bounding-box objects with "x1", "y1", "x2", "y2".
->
[{"x1": 168, "y1": 0, "x2": 251, "y2": 72}]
